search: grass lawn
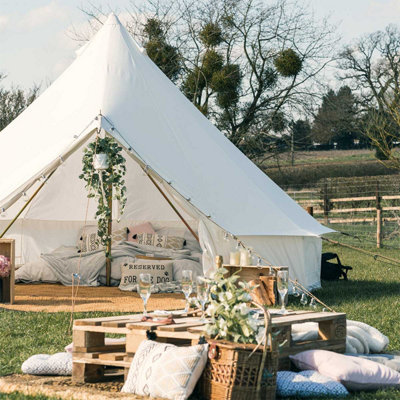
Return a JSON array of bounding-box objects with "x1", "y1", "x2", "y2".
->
[{"x1": 1, "y1": 241, "x2": 400, "y2": 399}]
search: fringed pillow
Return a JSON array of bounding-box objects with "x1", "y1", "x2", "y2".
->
[
  {"x1": 135, "y1": 233, "x2": 185, "y2": 249},
  {"x1": 122, "y1": 340, "x2": 208, "y2": 400}
]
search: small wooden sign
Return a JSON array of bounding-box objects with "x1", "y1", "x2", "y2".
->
[{"x1": 0, "y1": 239, "x2": 15, "y2": 304}]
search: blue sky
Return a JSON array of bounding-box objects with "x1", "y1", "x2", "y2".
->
[{"x1": 1, "y1": 0, "x2": 400, "y2": 89}]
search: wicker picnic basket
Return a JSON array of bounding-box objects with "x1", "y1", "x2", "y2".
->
[{"x1": 198, "y1": 309, "x2": 278, "y2": 400}]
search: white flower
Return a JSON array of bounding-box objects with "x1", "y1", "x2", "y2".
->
[
  {"x1": 206, "y1": 303, "x2": 216, "y2": 316},
  {"x1": 237, "y1": 303, "x2": 251, "y2": 315},
  {"x1": 256, "y1": 327, "x2": 266, "y2": 344},
  {"x1": 226, "y1": 291, "x2": 233, "y2": 301}
]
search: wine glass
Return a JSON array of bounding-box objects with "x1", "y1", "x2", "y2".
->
[
  {"x1": 196, "y1": 276, "x2": 209, "y2": 322},
  {"x1": 138, "y1": 273, "x2": 152, "y2": 317},
  {"x1": 181, "y1": 270, "x2": 193, "y2": 313},
  {"x1": 277, "y1": 270, "x2": 289, "y2": 315},
  {"x1": 300, "y1": 293, "x2": 308, "y2": 306}
]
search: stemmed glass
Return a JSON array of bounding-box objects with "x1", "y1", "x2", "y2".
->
[
  {"x1": 181, "y1": 270, "x2": 193, "y2": 313},
  {"x1": 196, "y1": 276, "x2": 209, "y2": 322},
  {"x1": 138, "y1": 273, "x2": 152, "y2": 317},
  {"x1": 277, "y1": 270, "x2": 289, "y2": 315}
]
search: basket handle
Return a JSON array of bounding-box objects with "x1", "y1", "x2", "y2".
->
[{"x1": 251, "y1": 302, "x2": 273, "y2": 400}]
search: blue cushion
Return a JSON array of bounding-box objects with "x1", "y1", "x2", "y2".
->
[{"x1": 277, "y1": 370, "x2": 348, "y2": 398}]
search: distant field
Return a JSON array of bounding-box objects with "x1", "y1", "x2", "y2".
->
[
  {"x1": 260, "y1": 148, "x2": 376, "y2": 167},
  {"x1": 262, "y1": 149, "x2": 399, "y2": 187}
]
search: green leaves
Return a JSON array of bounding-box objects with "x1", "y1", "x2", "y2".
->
[
  {"x1": 274, "y1": 48, "x2": 302, "y2": 77},
  {"x1": 79, "y1": 136, "x2": 127, "y2": 252},
  {"x1": 205, "y1": 268, "x2": 263, "y2": 344}
]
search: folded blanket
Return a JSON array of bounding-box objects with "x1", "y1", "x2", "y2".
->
[{"x1": 291, "y1": 320, "x2": 389, "y2": 354}]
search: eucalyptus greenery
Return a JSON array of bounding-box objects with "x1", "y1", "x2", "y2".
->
[
  {"x1": 79, "y1": 136, "x2": 127, "y2": 256},
  {"x1": 205, "y1": 268, "x2": 265, "y2": 344}
]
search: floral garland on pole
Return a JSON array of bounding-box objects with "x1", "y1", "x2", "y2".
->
[{"x1": 79, "y1": 135, "x2": 127, "y2": 257}]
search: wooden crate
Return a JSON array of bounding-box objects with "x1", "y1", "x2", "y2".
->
[
  {"x1": 0, "y1": 239, "x2": 15, "y2": 304},
  {"x1": 224, "y1": 265, "x2": 289, "y2": 305}
]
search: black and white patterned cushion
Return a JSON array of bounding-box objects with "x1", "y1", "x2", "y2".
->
[
  {"x1": 21, "y1": 352, "x2": 72, "y2": 376},
  {"x1": 277, "y1": 370, "x2": 349, "y2": 398}
]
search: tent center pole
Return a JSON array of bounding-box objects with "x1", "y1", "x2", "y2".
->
[
  {"x1": 0, "y1": 170, "x2": 56, "y2": 239},
  {"x1": 145, "y1": 171, "x2": 200, "y2": 243},
  {"x1": 106, "y1": 183, "x2": 112, "y2": 286}
]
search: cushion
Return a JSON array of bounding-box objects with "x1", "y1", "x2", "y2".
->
[
  {"x1": 345, "y1": 353, "x2": 400, "y2": 373},
  {"x1": 122, "y1": 340, "x2": 208, "y2": 399},
  {"x1": 277, "y1": 370, "x2": 348, "y2": 398},
  {"x1": 127, "y1": 222, "x2": 156, "y2": 243},
  {"x1": 21, "y1": 352, "x2": 72, "y2": 375},
  {"x1": 15, "y1": 257, "x2": 58, "y2": 283},
  {"x1": 290, "y1": 350, "x2": 400, "y2": 391},
  {"x1": 156, "y1": 227, "x2": 201, "y2": 252},
  {"x1": 119, "y1": 259, "x2": 173, "y2": 291},
  {"x1": 136, "y1": 233, "x2": 185, "y2": 249},
  {"x1": 78, "y1": 226, "x2": 128, "y2": 253}
]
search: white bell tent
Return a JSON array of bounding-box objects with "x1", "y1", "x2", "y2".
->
[{"x1": 0, "y1": 13, "x2": 332, "y2": 290}]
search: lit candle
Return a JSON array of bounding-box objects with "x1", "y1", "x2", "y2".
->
[
  {"x1": 229, "y1": 251, "x2": 240, "y2": 265},
  {"x1": 240, "y1": 248, "x2": 250, "y2": 266}
]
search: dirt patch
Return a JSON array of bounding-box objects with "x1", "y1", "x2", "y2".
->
[{"x1": 0, "y1": 374, "x2": 146, "y2": 399}]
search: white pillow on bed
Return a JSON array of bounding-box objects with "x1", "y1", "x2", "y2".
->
[{"x1": 15, "y1": 257, "x2": 58, "y2": 283}]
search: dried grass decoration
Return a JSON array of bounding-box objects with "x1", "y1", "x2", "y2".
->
[{"x1": 79, "y1": 136, "x2": 127, "y2": 257}]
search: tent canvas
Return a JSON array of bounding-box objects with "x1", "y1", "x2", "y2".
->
[{"x1": 0, "y1": 13, "x2": 332, "y2": 290}]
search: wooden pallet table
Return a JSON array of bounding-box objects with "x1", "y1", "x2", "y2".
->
[{"x1": 72, "y1": 310, "x2": 346, "y2": 383}]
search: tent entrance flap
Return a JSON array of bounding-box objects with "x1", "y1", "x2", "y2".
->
[
  {"x1": 0, "y1": 170, "x2": 56, "y2": 239},
  {"x1": 144, "y1": 170, "x2": 199, "y2": 243}
]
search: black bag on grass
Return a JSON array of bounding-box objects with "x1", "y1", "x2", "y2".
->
[{"x1": 321, "y1": 252, "x2": 352, "y2": 281}]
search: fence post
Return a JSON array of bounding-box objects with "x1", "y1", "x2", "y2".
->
[
  {"x1": 323, "y1": 181, "x2": 330, "y2": 225},
  {"x1": 376, "y1": 181, "x2": 382, "y2": 248}
]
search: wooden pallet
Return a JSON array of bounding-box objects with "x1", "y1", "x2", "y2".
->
[{"x1": 72, "y1": 310, "x2": 346, "y2": 382}]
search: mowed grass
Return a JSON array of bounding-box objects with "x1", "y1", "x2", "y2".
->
[{"x1": 1, "y1": 241, "x2": 400, "y2": 399}]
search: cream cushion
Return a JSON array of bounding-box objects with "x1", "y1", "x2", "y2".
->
[
  {"x1": 290, "y1": 350, "x2": 400, "y2": 391},
  {"x1": 122, "y1": 340, "x2": 208, "y2": 399},
  {"x1": 118, "y1": 259, "x2": 173, "y2": 290}
]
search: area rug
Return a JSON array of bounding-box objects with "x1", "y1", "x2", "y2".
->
[
  {"x1": 0, "y1": 284, "x2": 186, "y2": 313},
  {"x1": 0, "y1": 374, "x2": 148, "y2": 400}
]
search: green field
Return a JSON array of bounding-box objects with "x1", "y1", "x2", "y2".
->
[{"x1": 1, "y1": 242, "x2": 400, "y2": 399}]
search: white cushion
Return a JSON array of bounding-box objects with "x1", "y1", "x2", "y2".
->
[
  {"x1": 21, "y1": 352, "x2": 72, "y2": 375},
  {"x1": 277, "y1": 370, "x2": 349, "y2": 398},
  {"x1": 122, "y1": 340, "x2": 208, "y2": 400},
  {"x1": 290, "y1": 350, "x2": 400, "y2": 391},
  {"x1": 119, "y1": 259, "x2": 173, "y2": 291}
]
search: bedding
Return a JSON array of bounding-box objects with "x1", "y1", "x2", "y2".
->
[
  {"x1": 16, "y1": 241, "x2": 202, "y2": 287},
  {"x1": 127, "y1": 222, "x2": 155, "y2": 242}
]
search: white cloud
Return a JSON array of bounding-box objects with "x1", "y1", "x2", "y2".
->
[
  {"x1": 0, "y1": 15, "x2": 10, "y2": 32},
  {"x1": 18, "y1": 1, "x2": 67, "y2": 30}
]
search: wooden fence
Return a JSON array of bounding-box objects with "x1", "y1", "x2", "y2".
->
[{"x1": 292, "y1": 183, "x2": 400, "y2": 248}]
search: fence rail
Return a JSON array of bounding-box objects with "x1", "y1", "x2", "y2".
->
[{"x1": 286, "y1": 178, "x2": 400, "y2": 248}]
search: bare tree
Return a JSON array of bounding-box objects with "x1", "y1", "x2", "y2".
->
[
  {"x1": 0, "y1": 74, "x2": 39, "y2": 131},
  {"x1": 339, "y1": 25, "x2": 400, "y2": 160},
  {"x1": 77, "y1": 0, "x2": 338, "y2": 159}
]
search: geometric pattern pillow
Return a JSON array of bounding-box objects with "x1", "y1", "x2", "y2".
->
[
  {"x1": 122, "y1": 340, "x2": 175, "y2": 396},
  {"x1": 21, "y1": 352, "x2": 73, "y2": 376},
  {"x1": 121, "y1": 340, "x2": 208, "y2": 400},
  {"x1": 149, "y1": 343, "x2": 208, "y2": 400},
  {"x1": 277, "y1": 370, "x2": 349, "y2": 398},
  {"x1": 136, "y1": 233, "x2": 185, "y2": 249},
  {"x1": 78, "y1": 226, "x2": 127, "y2": 253}
]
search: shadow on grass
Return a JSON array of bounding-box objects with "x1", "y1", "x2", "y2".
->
[{"x1": 313, "y1": 279, "x2": 400, "y2": 302}]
